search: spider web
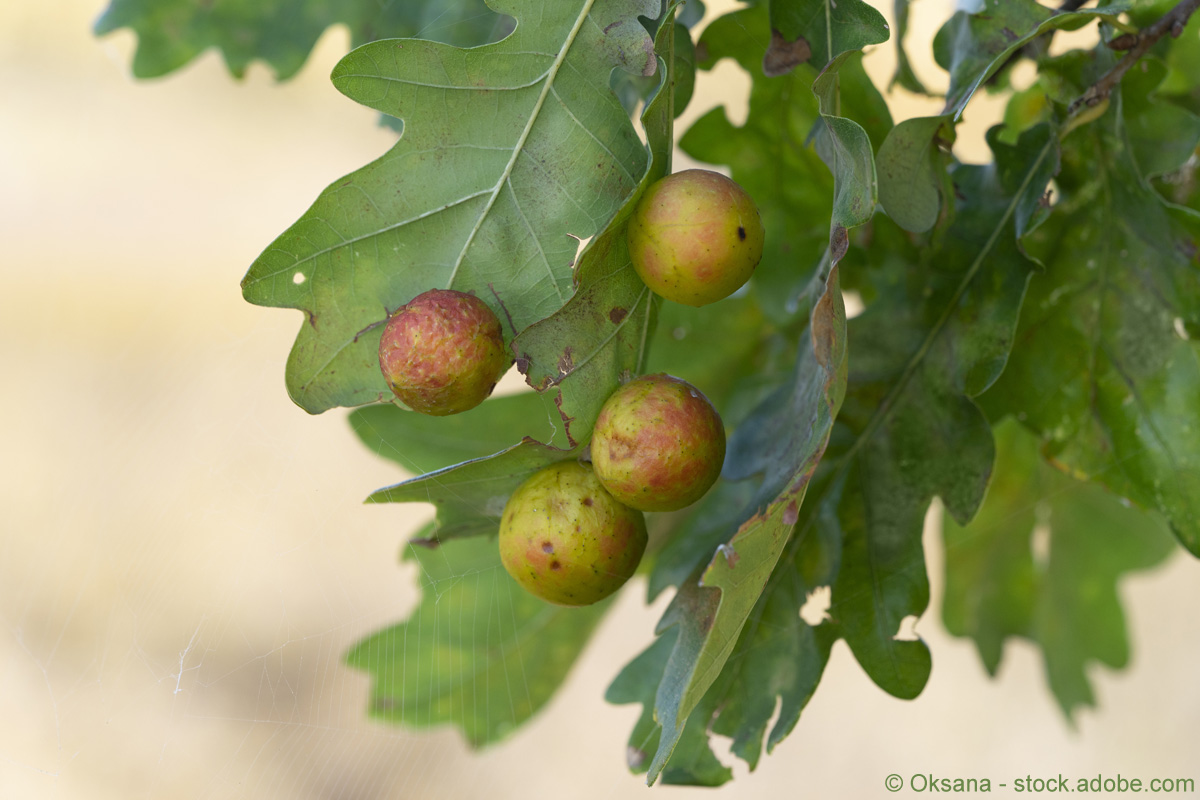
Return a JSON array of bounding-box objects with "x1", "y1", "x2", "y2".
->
[{"x1": 3, "y1": 1, "x2": 1200, "y2": 798}]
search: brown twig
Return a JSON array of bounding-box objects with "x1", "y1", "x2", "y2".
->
[{"x1": 1068, "y1": 0, "x2": 1200, "y2": 115}]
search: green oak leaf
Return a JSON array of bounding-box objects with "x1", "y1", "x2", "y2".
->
[
  {"x1": 365, "y1": 438, "x2": 582, "y2": 545},
  {"x1": 511, "y1": 4, "x2": 683, "y2": 446},
  {"x1": 644, "y1": 295, "x2": 770, "y2": 424},
  {"x1": 242, "y1": 0, "x2": 658, "y2": 413},
  {"x1": 619, "y1": 36, "x2": 889, "y2": 781},
  {"x1": 1156, "y1": 9, "x2": 1200, "y2": 116},
  {"x1": 95, "y1": 0, "x2": 512, "y2": 80},
  {"x1": 1122, "y1": 59, "x2": 1200, "y2": 179},
  {"x1": 613, "y1": 17, "x2": 698, "y2": 119},
  {"x1": 980, "y1": 97, "x2": 1200, "y2": 556},
  {"x1": 635, "y1": 262, "x2": 846, "y2": 786},
  {"x1": 349, "y1": 390, "x2": 567, "y2": 476},
  {"x1": 766, "y1": 0, "x2": 889, "y2": 72},
  {"x1": 354, "y1": 4, "x2": 684, "y2": 542},
  {"x1": 825, "y1": 125, "x2": 1057, "y2": 697},
  {"x1": 878, "y1": 1, "x2": 1127, "y2": 230},
  {"x1": 612, "y1": 125, "x2": 1061, "y2": 782},
  {"x1": 876, "y1": 116, "x2": 951, "y2": 233},
  {"x1": 934, "y1": 1, "x2": 1130, "y2": 119},
  {"x1": 681, "y1": 6, "x2": 890, "y2": 323},
  {"x1": 943, "y1": 418, "x2": 1176, "y2": 719},
  {"x1": 346, "y1": 531, "x2": 610, "y2": 746},
  {"x1": 811, "y1": 50, "x2": 883, "y2": 260}
]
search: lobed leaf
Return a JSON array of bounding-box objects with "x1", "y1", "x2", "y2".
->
[
  {"x1": 349, "y1": 390, "x2": 567, "y2": 475},
  {"x1": 511, "y1": 5, "x2": 684, "y2": 445},
  {"x1": 766, "y1": 0, "x2": 889, "y2": 73},
  {"x1": 346, "y1": 532, "x2": 610, "y2": 746},
  {"x1": 365, "y1": 438, "x2": 582, "y2": 544},
  {"x1": 626, "y1": 261, "x2": 847, "y2": 786},
  {"x1": 879, "y1": 1, "x2": 1128, "y2": 230},
  {"x1": 612, "y1": 122, "x2": 1062, "y2": 783},
  {"x1": 95, "y1": 0, "x2": 513, "y2": 80},
  {"x1": 681, "y1": 7, "x2": 891, "y2": 323},
  {"x1": 943, "y1": 419, "x2": 1176, "y2": 719},
  {"x1": 242, "y1": 0, "x2": 659, "y2": 413},
  {"x1": 981, "y1": 94, "x2": 1200, "y2": 556},
  {"x1": 612, "y1": 26, "x2": 875, "y2": 779}
]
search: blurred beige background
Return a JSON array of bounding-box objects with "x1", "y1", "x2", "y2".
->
[{"x1": 1, "y1": 2, "x2": 1197, "y2": 798}]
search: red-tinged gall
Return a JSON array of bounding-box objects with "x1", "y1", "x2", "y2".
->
[
  {"x1": 627, "y1": 169, "x2": 764, "y2": 307},
  {"x1": 499, "y1": 461, "x2": 647, "y2": 607},
  {"x1": 378, "y1": 288, "x2": 510, "y2": 416},
  {"x1": 591, "y1": 374, "x2": 725, "y2": 512}
]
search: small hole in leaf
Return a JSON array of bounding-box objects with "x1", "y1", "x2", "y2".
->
[{"x1": 293, "y1": 272, "x2": 306, "y2": 285}]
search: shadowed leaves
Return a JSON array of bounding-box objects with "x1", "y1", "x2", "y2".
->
[
  {"x1": 981, "y1": 96, "x2": 1200, "y2": 556},
  {"x1": 943, "y1": 419, "x2": 1175, "y2": 719},
  {"x1": 95, "y1": 0, "x2": 514, "y2": 80},
  {"x1": 347, "y1": 531, "x2": 610, "y2": 746},
  {"x1": 879, "y1": 1, "x2": 1128, "y2": 231}
]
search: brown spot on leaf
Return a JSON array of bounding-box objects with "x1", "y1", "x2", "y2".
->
[
  {"x1": 829, "y1": 225, "x2": 849, "y2": 264},
  {"x1": 608, "y1": 306, "x2": 628, "y2": 324},
  {"x1": 555, "y1": 392, "x2": 578, "y2": 447},
  {"x1": 783, "y1": 500, "x2": 800, "y2": 527},
  {"x1": 763, "y1": 29, "x2": 812, "y2": 77},
  {"x1": 550, "y1": 560, "x2": 562, "y2": 571},
  {"x1": 558, "y1": 347, "x2": 574, "y2": 376},
  {"x1": 409, "y1": 535, "x2": 441, "y2": 549},
  {"x1": 583, "y1": 497, "x2": 593, "y2": 507}
]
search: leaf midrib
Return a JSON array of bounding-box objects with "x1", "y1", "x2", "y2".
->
[{"x1": 445, "y1": 0, "x2": 600, "y2": 289}]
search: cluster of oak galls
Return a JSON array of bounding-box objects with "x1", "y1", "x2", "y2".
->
[{"x1": 378, "y1": 170, "x2": 764, "y2": 606}]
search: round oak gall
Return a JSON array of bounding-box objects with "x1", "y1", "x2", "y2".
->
[
  {"x1": 499, "y1": 461, "x2": 647, "y2": 607},
  {"x1": 626, "y1": 169, "x2": 764, "y2": 307},
  {"x1": 590, "y1": 374, "x2": 726, "y2": 512},
  {"x1": 378, "y1": 288, "x2": 510, "y2": 416}
]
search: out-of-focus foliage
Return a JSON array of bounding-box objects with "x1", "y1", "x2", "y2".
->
[{"x1": 102, "y1": 0, "x2": 1200, "y2": 783}]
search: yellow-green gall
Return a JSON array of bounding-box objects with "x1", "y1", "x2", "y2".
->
[
  {"x1": 627, "y1": 170, "x2": 764, "y2": 307},
  {"x1": 499, "y1": 461, "x2": 646, "y2": 606}
]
